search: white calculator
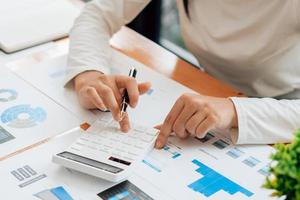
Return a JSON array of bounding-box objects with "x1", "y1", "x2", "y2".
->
[{"x1": 52, "y1": 114, "x2": 158, "y2": 182}]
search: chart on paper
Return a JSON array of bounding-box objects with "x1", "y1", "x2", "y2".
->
[
  {"x1": 188, "y1": 159, "x2": 253, "y2": 197},
  {"x1": 133, "y1": 133, "x2": 275, "y2": 200},
  {"x1": 0, "y1": 131, "x2": 114, "y2": 200},
  {"x1": 0, "y1": 67, "x2": 80, "y2": 159},
  {"x1": 1, "y1": 104, "x2": 47, "y2": 128}
]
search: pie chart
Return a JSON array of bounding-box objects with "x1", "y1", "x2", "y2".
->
[
  {"x1": 0, "y1": 89, "x2": 18, "y2": 102},
  {"x1": 1, "y1": 104, "x2": 47, "y2": 128}
]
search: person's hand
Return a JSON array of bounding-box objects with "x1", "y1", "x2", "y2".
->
[
  {"x1": 74, "y1": 70, "x2": 151, "y2": 132},
  {"x1": 155, "y1": 93, "x2": 238, "y2": 148}
]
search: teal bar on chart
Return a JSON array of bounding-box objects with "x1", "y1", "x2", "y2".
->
[{"x1": 188, "y1": 159, "x2": 254, "y2": 197}]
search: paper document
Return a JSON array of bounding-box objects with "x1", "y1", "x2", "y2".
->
[
  {"x1": 0, "y1": 129, "x2": 114, "y2": 200},
  {"x1": 0, "y1": 125, "x2": 277, "y2": 200},
  {"x1": 8, "y1": 55, "x2": 100, "y2": 123},
  {"x1": 0, "y1": 114, "x2": 169, "y2": 200},
  {"x1": 132, "y1": 134, "x2": 276, "y2": 200},
  {"x1": 1, "y1": 50, "x2": 278, "y2": 199},
  {"x1": 8, "y1": 49, "x2": 195, "y2": 126},
  {"x1": 0, "y1": 67, "x2": 80, "y2": 159}
]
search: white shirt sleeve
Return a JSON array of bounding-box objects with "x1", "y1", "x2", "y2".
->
[
  {"x1": 65, "y1": 0, "x2": 150, "y2": 86},
  {"x1": 230, "y1": 97, "x2": 300, "y2": 144}
]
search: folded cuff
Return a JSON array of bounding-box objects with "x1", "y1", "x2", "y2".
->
[{"x1": 229, "y1": 97, "x2": 249, "y2": 144}]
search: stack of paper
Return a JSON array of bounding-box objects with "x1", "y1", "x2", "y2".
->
[{"x1": 5, "y1": 50, "x2": 278, "y2": 199}]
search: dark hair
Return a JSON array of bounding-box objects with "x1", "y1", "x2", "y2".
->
[{"x1": 183, "y1": 0, "x2": 189, "y2": 18}]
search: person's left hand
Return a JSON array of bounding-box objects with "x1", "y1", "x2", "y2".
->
[{"x1": 155, "y1": 93, "x2": 238, "y2": 149}]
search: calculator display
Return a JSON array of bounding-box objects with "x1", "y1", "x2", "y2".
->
[{"x1": 57, "y1": 151, "x2": 123, "y2": 174}]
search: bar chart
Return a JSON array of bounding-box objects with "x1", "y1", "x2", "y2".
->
[{"x1": 188, "y1": 159, "x2": 254, "y2": 198}]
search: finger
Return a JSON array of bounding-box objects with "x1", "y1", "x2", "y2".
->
[
  {"x1": 173, "y1": 105, "x2": 196, "y2": 139},
  {"x1": 115, "y1": 76, "x2": 139, "y2": 108},
  {"x1": 155, "y1": 99, "x2": 184, "y2": 149},
  {"x1": 95, "y1": 83, "x2": 121, "y2": 121},
  {"x1": 154, "y1": 124, "x2": 162, "y2": 130},
  {"x1": 138, "y1": 82, "x2": 151, "y2": 95},
  {"x1": 195, "y1": 115, "x2": 216, "y2": 138},
  {"x1": 100, "y1": 77, "x2": 123, "y2": 105},
  {"x1": 155, "y1": 124, "x2": 177, "y2": 137},
  {"x1": 119, "y1": 112, "x2": 130, "y2": 133},
  {"x1": 110, "y1": 82, "x2": 123, "y2": 105},
  {"x1": 77, "y1": 87, "x2": 94, "y2": 109},
  {"x1": 77, "y1": 86, "x2": 103, "y2": 110},
  {"x1": 185, "y1": 111, "x2": 207, "y2": 135},
  {"x1": 85, "y1": 87, "x2": 107, "y2": 111},
  {"x1": 180, "y1": 130, "x2": 190, "y2": 139}
]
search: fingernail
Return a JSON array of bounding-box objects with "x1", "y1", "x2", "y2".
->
[
  {"x1": 100, "y1": 107, "x2": 107, "y2": 112},
  {"x1": 117, "y1": 112, "x2": 122, "y2": 122},
  {"x1": 122, "y1": 125, "x2": 129, "y2": 132},
  {"x1": 155, "y1": 140, "x2": 163, "y2": 149},
  {"x1": 196, "y1": 133, "x2": 205, "y2": 139},
  {"x1": 131, "y1": 102, "x2": 137, "y2": 108}
]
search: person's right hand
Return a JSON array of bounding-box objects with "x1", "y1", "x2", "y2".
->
[{"x1": 74, "y1": 70, "x2": 151, "y2": 132}]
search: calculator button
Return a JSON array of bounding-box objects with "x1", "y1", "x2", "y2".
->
[
  {"x1": 133, "y1": 125, "x2": 147, "y2": 133},
  {"x1": 98, "y1": 114, "x2": 112, "y2": 123},
  {"x1": 141, "y1": 135, "x2": 155, "y2": 143},
  {"x1": 146, "y1": 129, "x2": 158, "y2": 136},
  {"x1": 67, "y1": 118, "x2": 158, "y2": 168}
]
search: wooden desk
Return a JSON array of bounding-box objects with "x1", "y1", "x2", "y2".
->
[
  {"x1": 111, "y1": 27, "x2": 243, "y2": 98},
  {"x1": 7, "y1": 26, "x2": 242, "y2": 98}
]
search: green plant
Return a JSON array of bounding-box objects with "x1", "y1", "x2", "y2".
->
[{"x1": 264, "y1": 130, "x2": 300, "y2": 200}]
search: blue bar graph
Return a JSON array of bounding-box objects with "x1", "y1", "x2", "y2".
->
[
  {"x1": 142, "y1": 159, "x2": 161, "y2": 173},
  {"x1": 51, "y1": 186, "x2": 74, "y2": 200},
  {"x1": 242, "y1": 156, "x2": 261, "y2": 168},
  {"x1": 34, "y1": 186, "x2": 74, "y2": 200},
  {"x1": 188, "y1": 159, "x2": 254, "y2": 197},
  {"x1": 146, "y1": 88, "x2": 154, "y2": 95},
  {"x1": 258, "y1": 165, "x2": 270, "y2": 176},
  {"x1": 163, "y1": 146, "x2": 181, "y2": 159},
  {"x1": 226, "y1": 147, "x2": 245, "y2": 159}
]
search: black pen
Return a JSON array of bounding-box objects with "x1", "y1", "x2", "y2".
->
[{"x1": 120, "y1": 67, "x2": 137, "y2": 120}]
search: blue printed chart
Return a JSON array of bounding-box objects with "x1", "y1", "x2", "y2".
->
[
  {"x1": 142, "y1": 142, "x2": 183, "y2": 173},
  {"x1": 48, "y1": 68, "x2": 74, "y2": 80},
  {"x1": 1, "y1": 104, "x2": 47, "y2": 128},
  {"x1": 11, "y1": 165, "x2": 47, "y2": 188},
  {"x1": 163, "y1": 146, "x2": 181, "y2": 159},
  {"x1": 134, "y1": 135, "x2": 275, "y2": 200},
  {"x1": 10, "y1": 55, "x2": 98, "y2": 123},
  {"x1": 0, "y1": 125, "x2": 15, "y2": 144},
  {"x1": 0, "y1": 132, "x2": 114, "y2": 199},
  {"x1": 226, "y1": 147, "x2": 245, "y2": 159},
  {"x1": 34, "y1": 186, "x2": 74, "y2": 200},
  {"x1": 0, "y1": 67, "x2": 81, "y2": 159},
  {"x1": 188, "y1": 159, "x2": 253, "y2": 198},
  {"x1": 0, "y1": 89, "x2": 18, "y2": 102}
]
